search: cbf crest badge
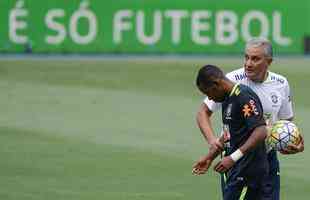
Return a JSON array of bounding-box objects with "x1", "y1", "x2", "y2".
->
[{"x1": 270, "y1": 92, "x2": 279, "y2": 104}]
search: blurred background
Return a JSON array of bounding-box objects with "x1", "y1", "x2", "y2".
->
[{"x1": 1, "y1": 0, "x2": 309, "y2": 200}]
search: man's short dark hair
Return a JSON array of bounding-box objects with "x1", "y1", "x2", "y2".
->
[{"x1": 196, "y1": 64, "x2": 225, "y2": 89}]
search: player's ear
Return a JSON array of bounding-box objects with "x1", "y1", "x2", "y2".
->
[
  {"x1": 267, "y1": 57, "x2": 273, "y2": 65},
  {"x1": 212, "y1": 78, "x2": 222, "y2": 87}
]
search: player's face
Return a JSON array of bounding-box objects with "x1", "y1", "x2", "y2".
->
[
  {"x1": 199, "y1": 83, "x2": 226, "y2": 102},
  {"x1": 244, "y1": 46, "x2": 272, "y2": 82}
]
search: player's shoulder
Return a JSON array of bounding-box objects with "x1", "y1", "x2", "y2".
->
[
  {"x1": 236, "y1": 84, "x2": 260, "y2": 101},
  {"x1": 268, "y1": 71, "x2": 289, "y2": 86},
  {"x1": 238, "y1": 83, "x2": 256, "y2": 95},
  {"x1": 226, "y1": 68, "x2": 246, "y2": 82}
]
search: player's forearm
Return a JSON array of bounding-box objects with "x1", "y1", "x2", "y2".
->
[
  {"x1": 197, "y1": 116, "x2": 215, "y2": 143},
  {"x1": 196, "y1": 104, "x2": 216, "y2": 144},
  {"x1": 205, "y1": 145, "x2": 222, "y2": 161},
  {"x1": 239, "y1": 125, "x2": 267, "y2": 155}
]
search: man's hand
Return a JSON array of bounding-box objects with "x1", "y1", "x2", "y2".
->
[
  {"x1": 192, "y1": 137, "x2": 223, "y2": 175},
  {"x1": 213, "y1": 156, "x2": 235, "y2": 173},
  {"x1": 192, "y1": 136, "x2": 224, "y2": 175},
  {"x1": 192, "y1": 156, "x2": 213, "y2": 175},
  {"x1": 209, "y1": 137, "x2": 224, "y2": 152},
  {"x1": 280, "y1": 135, "x2": 304, "y2": 154}
]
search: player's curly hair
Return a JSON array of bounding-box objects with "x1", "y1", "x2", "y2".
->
[{"x1": 196, "y1": 64, "x2": 225, "y2": 89}]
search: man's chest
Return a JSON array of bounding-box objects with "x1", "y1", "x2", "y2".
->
[{"x1": 238, "y1": 80, "x2": 284, "y2": 117}]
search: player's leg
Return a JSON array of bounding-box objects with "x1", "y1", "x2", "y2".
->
[
  {"x1": 224, "y1": 171, "x2": 270, "y2": 200},
  {"x1": 271, "y1": 165, "x2": 280, "y2": 199},
  {"x1": 223, "y1": 186, "x2": 244, "y2": 200},
  {"x1": 255, "y1": 174, "x2": 273, "y2": 200},
  {"x1": 223, "y1": 179, "x2": 244, "y2": 200},
  {"x1": 220, "y1": 146, "x2": 229, "y2": 198},
  {"x1": 267, "y1": 150, "x2": 280, "y2": 200},
  {"x1": 271, "y1": 171, "x2": 280, "y2": 200},
  {"x1": 241, "y1": 175, "x2": 272, "y2": 200},
  {"x1": 261, "y1": 173, "x2": 273, "y2": 200},
  {"x1": 225, "y1": 167, "x2": 270, "y2": 200},
  {"x1": 243, "y1": 186, "x2": 263, "y2": 200},
  {"x1": 220, "y1": 173, "x2": 226, "y2": 198}
]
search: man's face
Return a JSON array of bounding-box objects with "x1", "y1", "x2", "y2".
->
[
  {"x1": 199, "y1": 82, "x2": 226, "y2": 102},
  {"x1": 244, "y1": 46, "x2": 272, "y2": 82}
]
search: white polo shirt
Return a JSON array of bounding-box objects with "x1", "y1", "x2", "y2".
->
[{"x1": 204, "y1": 68, "x2": 294, "y2": 126}]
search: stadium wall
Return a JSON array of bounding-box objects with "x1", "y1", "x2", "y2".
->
[{"x1": 0, "y1": 0, "x2": 309, "y2": 54}]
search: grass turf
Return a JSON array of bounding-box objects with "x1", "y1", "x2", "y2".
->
[{"x1": 0, "y1": 57, "x2": 309, "y2": 199}]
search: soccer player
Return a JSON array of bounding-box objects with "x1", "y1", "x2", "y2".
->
[
  {"x1": 193, "y1": 64, "x2": 269, "y2": 200},
  {"x1": 195, "y1": 38, "x2": 304, "y2": 199}
]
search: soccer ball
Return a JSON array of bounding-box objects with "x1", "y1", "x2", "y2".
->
[{"x1": 266, "y1": 120, "x2": 301, "y2": 151}]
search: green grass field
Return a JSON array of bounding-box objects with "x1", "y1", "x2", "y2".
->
[{"x1": 1, "y1": 56, "x2": 309, "y2": 199}]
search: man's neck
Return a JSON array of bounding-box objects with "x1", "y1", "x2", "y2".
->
[
  {"x1": 252, "y1": 71, "x2": 269, "y2": 83},
  {"x1": 223, "y1": 79, "x2": 236, "y2": 95}
]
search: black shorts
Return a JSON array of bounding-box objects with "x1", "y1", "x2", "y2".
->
[
  {"x1": 261, "y1": 150, "x2": 280, "y2": 200},
  {"x1": 223, "y1": 175, "x2": 270, "y2": 200},
  {"x1": 221, "y1": 151, "x2": 279, "y2": 200}
]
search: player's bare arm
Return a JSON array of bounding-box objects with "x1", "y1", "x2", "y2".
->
[
  {"x1": 214, "y1": 125, "x2": 267, "y2": 173},
  {"x1": 196, "y1": 103, "x2": 224, "y2": 151},
  {"x1": 239, "y1": 125, "x2": 267, "y2": 155}
]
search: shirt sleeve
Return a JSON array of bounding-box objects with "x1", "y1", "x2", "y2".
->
[
  {"x1": 203, "y1": 97, "x2": 221, "y2": 112},
  {"x1": 239, "y1": 93, "x2": 266, "y2": 131},
  {"x1": 278, "y1": 81, "x2": 294, "y2": 119}
]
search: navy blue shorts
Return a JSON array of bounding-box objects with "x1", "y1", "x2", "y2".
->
[
  {"x1": 262, "y1": 150, "x2": 280, "y2": 200},
  {"x1": 223, "y1": 178, "x2": 265, "y2": 200},
  {"x1": 221, "y1": 150, "x2": 279, "y2": 200}
]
